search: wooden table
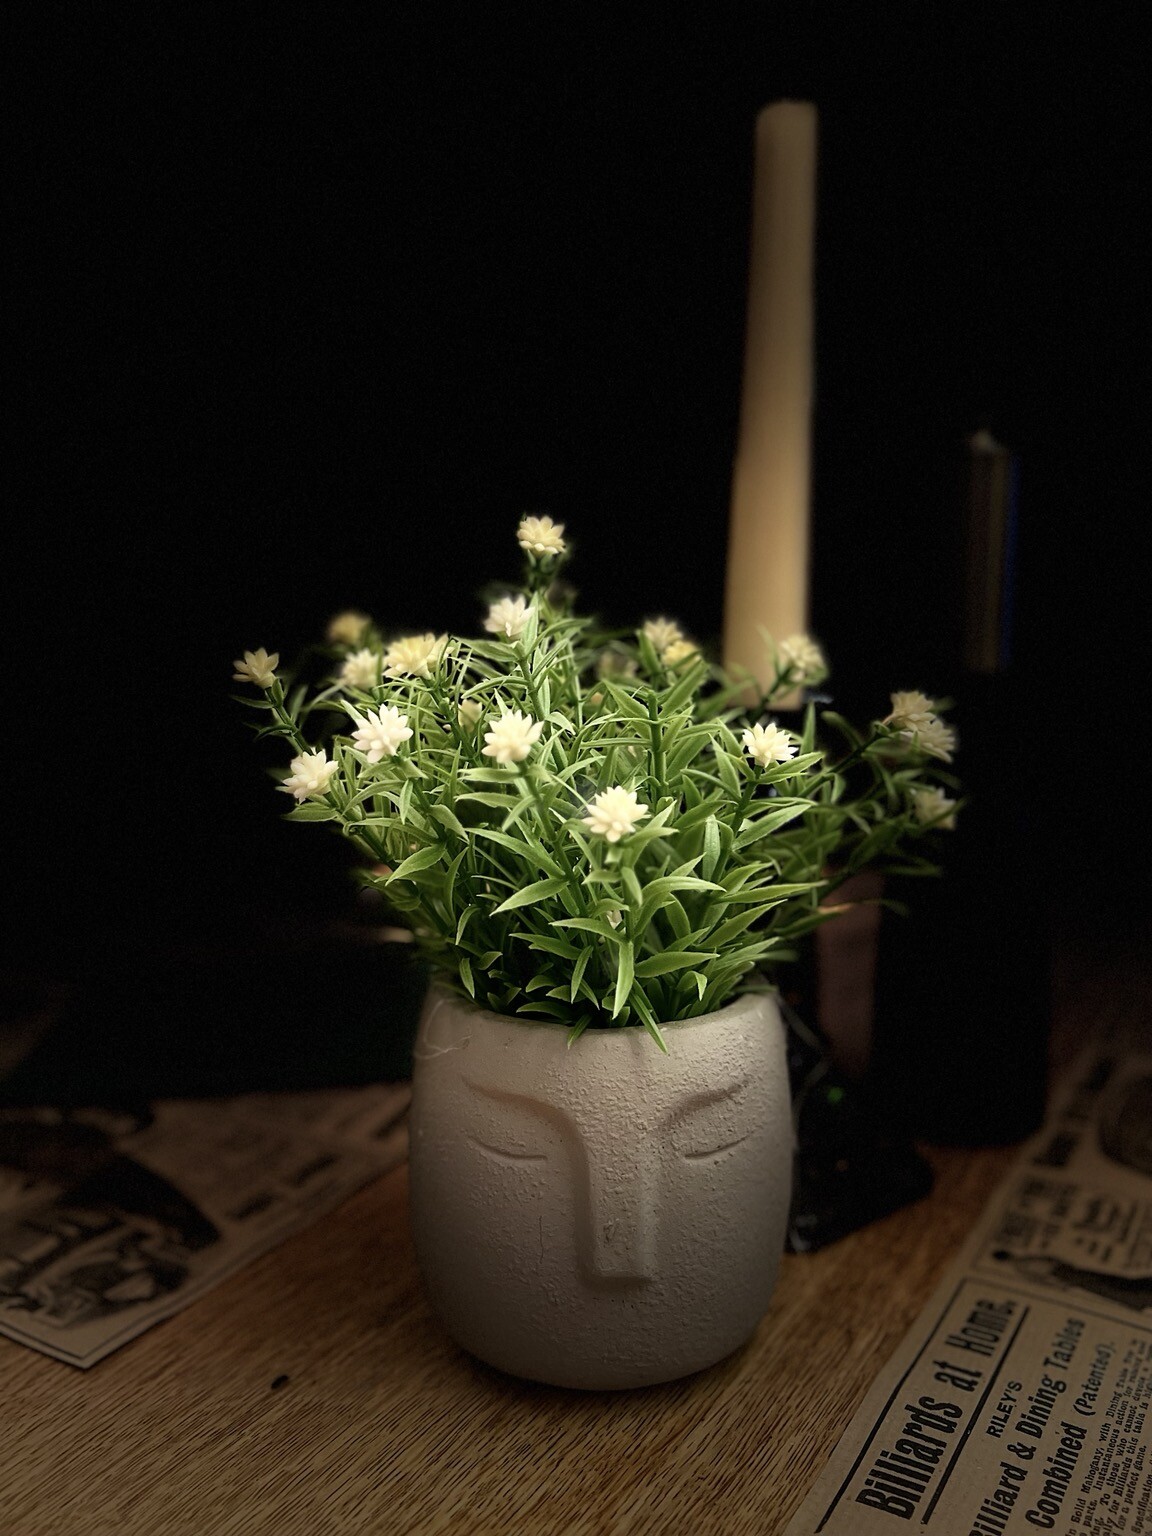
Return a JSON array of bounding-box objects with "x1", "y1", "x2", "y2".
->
[{"x1": 3, "y1": 923, "x2": 1133, "y2": 1536}]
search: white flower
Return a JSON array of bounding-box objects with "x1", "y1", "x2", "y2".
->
[
  {"x1": 279, "y1": 750, "x2": 339, "y2": 802},
  {"x1": 382, "y1": 632, "x2": 447, "y2": 679},
  {"x1": 483, "y1": 594, "x2": 530, "y2": 640},
  {"x1": 458, "y1": 698, "x2": 483, "y2": 729},
  {"x1": 777, "y1": 633, "x2": 827, "y2": 685},
  {"x1": 742, "y1": 721, "x2": 798, "y2": 770},
  {"x1": 482, "y1": 709, "x2": 543, "y2": 765},
  {"x1": 232, "y1": 648, "x2": 279, "y2": 690},
  {"x1": 641, "y1": 617, "x2": 684, "y2": 657},
  {"x1": 340, "y1": 647, "x2": 380, "y2": 690},
  {"x1": 886, "y1": 690, "x2": 938, "y2": 731},
  {"x1": 912, "y1": 786, "x2": 958, "y2": 829},
  {"x1": 606, "y1": 908, "x2": 623, "y2": 928},
  {"x1": 596, "y1": 649, "x2": 638, "y2": 680},
  {"x1": 912, "y1": 718, "x2": 957, "y2": 763},
  {"x1": 326, "y1": 610, "x2": 371, "y2": 646},
  {"x1": 351, "y1": 705, "x2": 413, "y2": 763},
  {"x1": 662, "y1": 637, "x2": 698, "y2": 668},
  {"x1": 581, "y1": 786, "x2": 649, "y2": 843},
  {"x1": 517, "y1": 514, "x2": 566, "y2": 557}
]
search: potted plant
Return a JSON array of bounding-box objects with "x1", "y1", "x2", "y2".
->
[{"x1": 231, "y1": 514, "x2": 959, "y2": 1389}]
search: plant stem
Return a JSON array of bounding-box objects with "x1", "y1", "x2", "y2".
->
[{"x1": 515, "y1": 642, "x2": 545, "y2": 720}]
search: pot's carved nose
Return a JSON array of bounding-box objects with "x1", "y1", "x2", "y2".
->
[{"x1": 580, "y1": 1151, "x2": 655, "y2": 1283}]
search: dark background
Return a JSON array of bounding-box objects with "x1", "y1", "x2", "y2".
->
[{"x1": 8, "y1": 6, "x2": 1149, "y2": 992}]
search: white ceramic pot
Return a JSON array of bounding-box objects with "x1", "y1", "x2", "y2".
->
[{"x1": 408, "y1": 984, "x2": 793, "y2": 1390}]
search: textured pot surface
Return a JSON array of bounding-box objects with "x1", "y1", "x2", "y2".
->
[{"x1": 408, "y1": 985, "x2": 793, "y2": 1389}]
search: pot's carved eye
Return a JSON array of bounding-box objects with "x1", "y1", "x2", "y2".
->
[
  {"x1": 468, "y1": 1135, "x2": 547, "y2": 1165},
  {"x1": 665, "y1": 1080, "x2": 754, "y2": 1162},
  {"x1": 463, "y1": 1081, "x2": 567, "y2": 1164},
  {"x1": 682, "y1": 1131, "x2": 753, "y2": 1162}
]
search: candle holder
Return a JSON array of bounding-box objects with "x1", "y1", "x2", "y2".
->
[{"x1": 781, "y1": 931, "x2": 934, "y2": 1253}]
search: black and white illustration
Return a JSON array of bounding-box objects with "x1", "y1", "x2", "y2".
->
[{"x1": 0, "y1": 1085, "x2": 410, "y2": 1367}]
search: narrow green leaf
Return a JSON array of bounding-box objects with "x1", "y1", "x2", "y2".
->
[
  {"x1": 714, "y1": 747, "x2": 743, "y2": 797},
  {"x1": 642, "y1": 1019, "x2": 669, "y2": 1053},
  {"x1": 282, "y1": 802, "x2": 338, "y2": 822},
  {"x1": 701, "y1": 815, "x2": 721, "y2": 883},
  {"x1": 663, "y1": 897, "x2": 691, "y2": 942},
  {"x1": 566, "y1": 1018, "x2": 591, "y2": 1048},
  {"x1": 397, "y1": 776, "x2": 415, "y2": 825},
  {"x1": 634, "y1": 950, "x2": 718, "y2": 978},
  {"x1": 429, "y1": 802, "x2": 467, "y2": 839},
  {"x1": 461, "y1": 766, "x2": 527, "y2": 784},
  {"x1": 621, "y1": 865, "x2": 644, "y2": 912},
  {"x1": 661, "y1": 657, "x2": 709, "y2": 710},
  {"x1": 734, "y1": 801, "x2": 809, "y2": 847},
  {"x1": 595, "y1": 680, "x2": 649, "y2": 718},
  {"x1": 514, "y1": 998, "x2": 573, "y2": 1021},
  {"x1": 511, "y1": 930, "x2": 580, "y2": 960},
  {"x1": 455, "y1": 904, "x2": 478, "y2": 944},
  {"x1": 706, "y1": 902, "x2": 784, "y2": 951},
  {"x1": 554, "y1": 916, "x2": 627, "y2": 940},
  {"x1": 471, "y1": 826, "x2": 564, "y2": 879},
  {"x1": 387, "y1": 844, "x2": 444, "y2": 882},
  {"x1": 569, "y1": 945, "x2": 593, "y2": 1003},
  {"x1": 686, "y1": 969, "x2": 708, "y2": 1001},
  {"x1": 491, "y1": 876, "x2": 569, "y2": 914},
  {"x1": 612, "y1": 940, "x2": 635, "y2": 1018}
]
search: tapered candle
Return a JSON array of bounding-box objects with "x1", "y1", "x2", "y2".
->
[{"x1": 723, "y1": 101, "x2": 818, "y2": 701}]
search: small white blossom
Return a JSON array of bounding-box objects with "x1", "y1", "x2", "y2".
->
[
  {"x1": 482, "y1": 709, "x2": 543, "y2": 765},
  {"x1": 458, "y1": 698, "x2": 483, "y2": 729},
  {"x1": 232, "y1": 648, "x2": 279, "y2": 690},
  {"x1": 326, "y1": 610, "x2": 371, "y2": 646},
  {"x1": 605, "y1": 908, "x2": 623, "y2": 928},
  {"x1": 382, "y1": 632, "x2": 447, "y2": 679},
  {"x1": 596, "y1": 649, "x2": 638, "y2": 680},
  {"x1": 340, "y1": 647, "x2": 380, "y2": 690},
  {"x1": 886, "y1": 690, "x2": 938, "y2": 731},
  {"x1": 581, "y1": 786, "x2": 649, "y2": 843},
  {"x1": 517, "y1": 514, "x2": 566, "y2": 557},
  {"x1": 483, "y1": 594, "x2": 530, "y2": 640},
  {"x1": 351, "y1": 705, "x2": 413, "y2": 763},
  {"x1": 279, "y1": 750, "x2": 339, "y2": 802},
  {"x1": 641, "y1": 617, "x2": 685, "y2": 657},
  {"x1": 662, "y1": 637, "x2": 699, "y2": 668},
  {"x1": 912, "y1": 717, "x2": 957, "y2": 763},
  {"x1": 777, "y1": 633, "x2": 827, "y2": 685},
  {"x1": 742, "y1": 721, "x2": 798, "y2": 770},
  {"x1": 912, "y1": 786, "x2": 958, "y2": 829}
]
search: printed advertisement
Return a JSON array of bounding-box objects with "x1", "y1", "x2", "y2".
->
[
  {"x1": 787, "y1": 1036, "x2": 1152, "y2": 1535},
  {"x1": 0, "y1": 1082, "x2": 411, "y2": 1368}
]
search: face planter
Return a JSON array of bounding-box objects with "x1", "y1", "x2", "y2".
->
[{"x1": 408, "y1": 985, "x2": 793, "y2": 1390}]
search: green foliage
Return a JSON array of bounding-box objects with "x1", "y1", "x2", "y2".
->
[{"x1": 233, "y1": 523, "x2": 961, "y2": 1034}]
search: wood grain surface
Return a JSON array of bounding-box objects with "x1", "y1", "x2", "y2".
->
[{"x1": 4, "y1": 1139, "x2": 1020, "y2": 1536}]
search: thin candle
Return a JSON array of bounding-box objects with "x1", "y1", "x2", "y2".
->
[{"x1": 723, "y1": 101, "x2": 818, "y2": 702}]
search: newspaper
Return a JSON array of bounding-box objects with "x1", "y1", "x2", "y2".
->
[
  {"x1": 786, "y1": 1031, "x2": 1152, "y2": 1535},
  {"x1": 0, "y1": 1082, "x2": 410, "y2": 1368}
]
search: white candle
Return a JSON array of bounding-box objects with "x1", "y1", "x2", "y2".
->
[{"x1": 723, "y1": 101, "x2": 818, "y2": 701}]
